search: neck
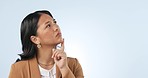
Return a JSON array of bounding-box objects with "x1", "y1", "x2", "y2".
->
[{"x1": 37, "y1": 45, "x2": 56, "y2": 66}]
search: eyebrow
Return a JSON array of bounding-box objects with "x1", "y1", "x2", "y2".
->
[
  {"x1": 44, "y1": 21, "x2": 50, "y2": 25},
  {"x1": 44, "y1": 19, "x2": 56, "y2": 25}
]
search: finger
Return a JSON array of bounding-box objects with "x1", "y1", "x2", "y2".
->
[
  {"x1": 57, "y1": 53, "x2": 62, "y2": 60},
  {"x1": 53, "y1": 52, "x2": 59, "y2": 60},
  {"x1": 54, "y1": 50, "x2": 60, "y2": 59},
  {"x1": 60, "y1": 38, "x2": 64, "y2": 51},
  {"x1": 55, "y1": 50, "x2": 64, "y2": 60},
  {"x1": 54, "y1": 56, "x2": 57, "y2": 62},
  {"x1": 55, "y1": 53, "x2": 61, "y2": 60},
  {"x1": 57, "y1": 51, "x2": 66, "y2": 59}
]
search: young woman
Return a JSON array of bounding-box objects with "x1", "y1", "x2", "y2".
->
[{"x1": 9, "y1": 10, "x2": 84, "y2": 78}]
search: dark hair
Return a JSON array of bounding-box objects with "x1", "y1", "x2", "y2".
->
[{"x1": 17, "y1": 10, "x2": 53, "y2": 61}]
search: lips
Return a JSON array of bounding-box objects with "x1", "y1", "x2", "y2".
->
[{"x1": 56, "y1": 32, "x2": 62, "y2": 37}]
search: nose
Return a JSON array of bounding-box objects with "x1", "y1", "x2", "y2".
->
[{"x1": 53, "y1": 24, "x2": 59, "y2": 32}]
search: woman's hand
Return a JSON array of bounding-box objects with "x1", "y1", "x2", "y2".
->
[
  {"x1": 52, "y1": 39, "x2": 68, "y2": 69},
  {"x1": 52, "y1": 39, "x2": 77, "y2": 78}
]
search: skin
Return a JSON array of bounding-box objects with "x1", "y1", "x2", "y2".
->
[{"x1": 30, "y1": 14, "x2": 75, "y2": 77}]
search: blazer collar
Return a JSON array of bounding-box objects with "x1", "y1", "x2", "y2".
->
[{"x1": 28, "y1": 57, "x2": 62, "y2": 78}]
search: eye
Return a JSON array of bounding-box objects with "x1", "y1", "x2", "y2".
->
[
  {"x1": 54, "y1": 20, "x2": 57, "y2": 24},
  {"x1": 53, "y1": 19, "x2": 57, "y2": 24},
  {"x1": 46, "y1": 24, "x2": 51, "y2": 28}
]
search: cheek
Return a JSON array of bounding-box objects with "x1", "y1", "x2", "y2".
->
[
  {"x1": 44, "y1": 31, "x2": 55, "y2": 41},
  {"x1": 44, "y1": 32, "x2": 53, "y2": 39}
]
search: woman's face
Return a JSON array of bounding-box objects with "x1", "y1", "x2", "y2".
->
[{"x1": 36, "y1": 14, "x2": 62, "y2": 46}]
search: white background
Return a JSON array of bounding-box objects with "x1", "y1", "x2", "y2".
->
[{"x1": 0, "y1": 0, "x2": 148, "y2": 78}]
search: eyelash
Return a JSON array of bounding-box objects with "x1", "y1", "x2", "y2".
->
[
  {"x1": 46, "y1": 24, "x2": 51, "y2": 28},
  {"x1": 46, "y1": 20, "x2": 57, "y2": 28}
]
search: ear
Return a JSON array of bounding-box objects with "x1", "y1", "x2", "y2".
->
[{"x1": 30, "y1": 36, "x2": 40, "y2": 44}]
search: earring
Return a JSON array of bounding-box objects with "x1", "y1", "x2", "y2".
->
[{"x1": 37, "y1": 44, "x2": 41, "y2": 48}]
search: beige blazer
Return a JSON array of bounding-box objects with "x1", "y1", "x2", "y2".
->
[{"x1": 9, "y1": 57, "x2": 84, "y2": 78}]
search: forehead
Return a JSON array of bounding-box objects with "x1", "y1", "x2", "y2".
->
[{"x1": 38, "y1": 14, "x2": 53, "y2": 26}]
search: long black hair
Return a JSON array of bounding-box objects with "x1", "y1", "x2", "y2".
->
[{"x1": 17, "y1": 10, "x2": 53, "y2": 61}]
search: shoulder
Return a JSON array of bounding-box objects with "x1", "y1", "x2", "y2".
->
[
  {"x1": 67, "y1": 57, "x2": 81, "y2": 69},
  {"x1": 11, "y1": 60, "x2": 29, "y2": 71},
  {"x1": 9, "y1": 59, "x2": 32, "y2": 78},
  {"x1": 67, "y1": 57, "x2": 84, "y2": 76},
  {"x1": 13, "y1": 60, "x2": 28, "y2": 66},
  {"x1": 67, "y1": 57, "x2": 79, "y2": 64},
  {"x1": 9, "y1": 60, "x2": 29, "y2": 77}
]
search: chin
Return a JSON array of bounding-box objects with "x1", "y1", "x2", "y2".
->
[
  {"x1": 53, "y1": 37, "x2": 63, "y2": 45},
  {"x1": 55, "y1": 39, "x2": 62, "y2": 44}
]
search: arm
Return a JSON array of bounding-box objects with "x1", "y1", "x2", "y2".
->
[{"x1": 52, "y1": 39, "x2": 84, "y2": 78}]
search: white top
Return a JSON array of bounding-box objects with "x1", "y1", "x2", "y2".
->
[{"x1": 38, "y1": 64, "x2": 56, "y2": 78}]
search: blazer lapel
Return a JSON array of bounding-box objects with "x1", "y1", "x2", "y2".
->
[{"x1": 28, "y1": 57, "x2": 41, "y2": 78}]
